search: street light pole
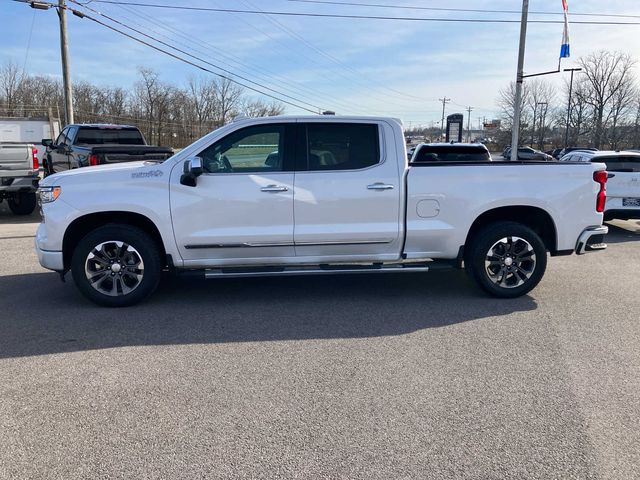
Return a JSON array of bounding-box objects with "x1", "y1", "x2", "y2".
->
[
  {"x1": 564, "y1": 68, "x2": 582, "y2": 148},
  {"x1": 510, "y1": 0, "x2": 529, "y2": 161},
  {"x1": 466, "y1": 106, "x2": 473, "y2": 142},
  {"x1": 57, "y1": 0, "x2": 74, "y2": 125}
]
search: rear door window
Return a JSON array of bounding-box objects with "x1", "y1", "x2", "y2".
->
[{"x1": 304, "y1": 123, "x2": 380, "y2": 171}]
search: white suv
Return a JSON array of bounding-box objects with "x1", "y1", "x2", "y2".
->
[{"x1": 560, "y1": 150, "x2": 640, "y2": 220}]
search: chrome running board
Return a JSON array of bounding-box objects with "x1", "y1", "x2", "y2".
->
[{"x1": 202, "y1": 262, "x2": 448, "y2": 279}]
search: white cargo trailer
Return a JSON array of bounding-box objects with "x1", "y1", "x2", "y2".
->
[{"x1": 0, "y1": 117, "x2": 60, "y2": 148}]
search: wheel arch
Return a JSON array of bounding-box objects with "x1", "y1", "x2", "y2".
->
[
  {"x1": 62, "y1": 211, "x2": 166, "y2": 270},
  {"x1": 464, "y1": 205, "x2": 558, "y2": 256}
]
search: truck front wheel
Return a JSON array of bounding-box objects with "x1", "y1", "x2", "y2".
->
[
  {"x1": 8, "y1": 192, "x2": 37, "y2": 215},
  {"x1": 71, "y1": 225, "x2": 162, "y2": 307},
  {"x1": 465, "y1": 221, "x2": 547, "y2": 298}
]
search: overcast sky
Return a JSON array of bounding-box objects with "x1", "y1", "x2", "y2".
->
[{"x1": 1, "y1": 0, "x2": 639, "y2": 127}]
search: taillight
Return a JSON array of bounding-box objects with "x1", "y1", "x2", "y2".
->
[
  {"x1": 31, "y1": 147, "x2": 39, "y2": 170},
  {"x1": 89, "y1": 154, "x2": 99, "y2": 166},
  {"x1": 593, "y1": 170, "x2": 607, "y2": 213}
]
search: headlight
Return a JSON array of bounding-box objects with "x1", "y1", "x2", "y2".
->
[{"x1": 38, "y1": 186, "x2": 61, "y2": 204}]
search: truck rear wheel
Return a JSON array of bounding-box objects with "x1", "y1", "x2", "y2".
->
[
  {"x1": 8, "y1": 192, "x2": 37, "y2": 215},
  {"x1": 465, "y1": 221, "x2": 547, "y2": 298},
  {"x1": 71, "y1": 225, "x2": 162, "y2": 307}
]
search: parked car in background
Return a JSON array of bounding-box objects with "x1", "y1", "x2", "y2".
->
[
  {"x1": 550, "y1": 148, "x2": 563, "y2": 159},
  {"x1": 42, "y1": 124, "x2": 174, "y2": 176},
  {"x1": 557, "y1": 147, "x2": 597, "y2": 159},
  {"x1": 407, "y1": 145, "x2": 417, "y2": 160},
  {"x1": 411, "y1": 143, "x2": 491, "y2": 162},
  {"x1": 559, "y1": 150, "x2": 640, "y2": 220},
  {"x1": 35, "y1": 115, "x2": 608, "y2": 306},
  {"x1": 502, "y1": 147, "x2": 553, "y2": 161},
  {"x1": 515, "y1": 147, "x2": 553, "y2": 161},
  {"x1": 0, "y1": 142, "x2": 39, "y2": 215}
]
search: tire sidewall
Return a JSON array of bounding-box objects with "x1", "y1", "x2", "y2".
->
[
  {"x1": 467, "y1": 222, "x2": 547, "y2": 298},
  {"x1": 8, "y1": 192, "x2": 37, "y2": 215},
  {"x1": 71, "y1": 225, "x2": 162, "y2": 307}
]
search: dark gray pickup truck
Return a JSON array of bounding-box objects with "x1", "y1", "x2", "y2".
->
[{"x1": 42, "y1": 124, "x2": 174, "y2": 176}]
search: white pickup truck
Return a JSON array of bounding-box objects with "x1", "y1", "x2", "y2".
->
[{"x1": 35, "y1": 115, "x2": 609, "y2": 307}]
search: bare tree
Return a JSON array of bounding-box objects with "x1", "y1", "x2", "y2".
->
[
  {"x1": 526, "y1": 79, "x2": 556, "y2": 149},
  {"x1": 497, "y1": 81, "x2": 531, "y2": 146},
  {"x1": 0, "y1": 61, "x2": 25, "y2": 116},
  {"x1": 242, "y1": 98, "x2": 285, "y2": 117},
  {"x1": 132, "y1": 68, "x2": 173, "y2": 143},
  {"x1": 1, "y1": 65, "x2": 284, "y2": 148},
  {"x1": 187, "y1": 75, "x2": 217, "y2": 137},
  {"x1": 578, "y1": 51, "x2": 637, "y2": 148},
  {"x1": 214, "y1": 78, "x2": 243, "y2": 125}
]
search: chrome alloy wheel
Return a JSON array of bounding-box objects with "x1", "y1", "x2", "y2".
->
[
  {"x1": 484, "y1": 236, "x2": 537, "y2": 289},
  {"x1": 84, "y1": 241, "x2": 145, "y2": 297}
]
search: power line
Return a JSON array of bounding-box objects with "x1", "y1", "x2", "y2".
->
[
  {"x1": 109, "y1": 2, "x2": 364, "y2": 113},
  {"x1": 84, "y1": 1, "x2": 640, "y2": 25},
  {"x1": 284, "y1": 0, "x2": 640, "y2": 20},
  {"x1": 62, "y1": 1, "x2": 322, "y2": 113},
  {"x1": 241, "y1": 0, "x2": 430, "y2": 103}
]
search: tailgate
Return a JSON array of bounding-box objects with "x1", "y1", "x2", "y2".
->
[
  {"x1": 599, "y1": 156, "x2": 640, "y2": 200},
  {"x1": 606, "y1": 172, "x2": 640, "y2": 198},
  {"x1": 0, "y1": 144, "x2": 33, "y2": 176}
]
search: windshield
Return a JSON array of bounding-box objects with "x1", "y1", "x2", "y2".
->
[
  {"x1": 413, "y1": 145, "x2": 490, "y2": 162},
  {"x1": 75, "y1": 128, "x2": 146, "y2": 145},
  {"x1": 596, "y1": 156, "x2": 640, "y2": 173}
]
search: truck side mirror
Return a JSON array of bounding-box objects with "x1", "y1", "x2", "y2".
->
[
  {"x1": 180, "y1": 156, "x2": 204, "y2": 187},
  {"x1": 41, "y1": 139, "x2": 53, "y2": 147}
]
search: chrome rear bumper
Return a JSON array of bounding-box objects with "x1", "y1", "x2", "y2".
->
[{"x1": 575, "y1": 225, "x2": 608, "y2": 255}]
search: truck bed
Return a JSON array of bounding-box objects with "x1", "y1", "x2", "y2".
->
[{"x1": 405, "y1": 161, "x2": 605, "y2": 259}]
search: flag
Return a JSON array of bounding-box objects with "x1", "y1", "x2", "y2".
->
[{"x1": 560, "y1": 0, "x2": 570, "y2": 58}]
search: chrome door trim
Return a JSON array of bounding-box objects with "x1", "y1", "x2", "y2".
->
[{"x1": 184, "y1": 239, "x2": 393, "y2": 249}]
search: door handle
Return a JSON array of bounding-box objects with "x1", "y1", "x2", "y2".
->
[
  {"x1": 260, "y1": 185, "x2": 288, "y2": 192},
  {"x1": 367, "y1": 183, "x2": 395, "y2": 190}
]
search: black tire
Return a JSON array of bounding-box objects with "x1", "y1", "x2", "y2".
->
[
  {"x1": 43, "y1": 155, "x2": 54, "y2": 177},
  {"x1": 8, "y1": 192, "x2": 37, "y2": 215},
  {"x1": 465, "y1": 221, "x2": 547, "y2": 298},
  {"x1": 71, "y1": 224, "x2": 162, "y2": 307}
]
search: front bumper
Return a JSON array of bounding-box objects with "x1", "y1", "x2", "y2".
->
[
  {"x1": 35, "y1": 223, "x2": 64, "y2": 271},
  {"x1": 575, "y1": 225, "x2": 608, "y2": 255}
]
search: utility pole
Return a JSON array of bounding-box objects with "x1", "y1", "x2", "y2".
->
[
  {"x1": 510, "y1": 0, "x2": 529, "y2": 161},
  {"x1": 564, "y1": 67, "x2": 582, "y2": 148},
  {"x1": 466, "y1": 106, "x2": 473, "y2": 142},
  {"x1": 439, "y1": 97, "x2": 450, "y2": 141},
  {"x1": 57, "y1": 0, "x2": 74, "y2": 125}
]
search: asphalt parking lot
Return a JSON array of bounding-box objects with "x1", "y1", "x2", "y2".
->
[{"x1": 0, "y1": 203, "x2": 639, "y2": 479}]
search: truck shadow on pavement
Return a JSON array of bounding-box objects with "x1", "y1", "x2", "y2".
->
[
  {"x1": 0, "y1": 269, "x2": 537, "y2": 359},
  {"x1": 604, "y1": 220, "x2": 640, "y2": 244}
]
